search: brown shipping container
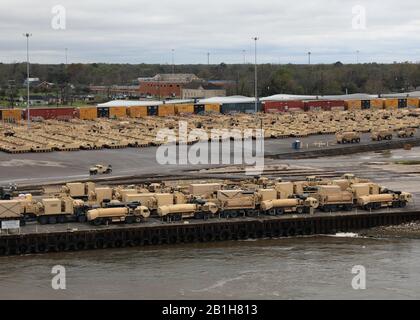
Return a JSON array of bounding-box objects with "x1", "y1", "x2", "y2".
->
[
  {"x1": 384, "y1": 99, "x2": 398, "y2": 110},
  {"x1": 109, "y1": 106, "x2": 127, "y2": 118},
  {"x1": 204, "y1": 104, "x2": 220, "y2": 113},
  {"x1": 407, "y1": 98, "x2": 419, "y2": 108},
  {"x1": 77, "y1": 107, "x2": 98, "y2": 120},
  {"x1": 1, "y1": 109, "x2": 22, "y2": 122},
  {"x1": 175, "y1": 104, "x2": 194, "y2": 114},
  {"x1": 344, "y1": 100, "x2": 362, "y2": 110},
  {"x1": 264, "y1": 100, "x2": 304, "y2": 113},
  {"x1": 370, "y1": 99, "x2": 384, "y2": 109},
  {"x1": 158, "y1": 104, "x2": 175, "y2": 116},
  {"x1": 127, "y1": 106, "x2": 148, "y2": 118},
  {"x1": 23, "y1": 107, "x2": 75, "y2": 120}
]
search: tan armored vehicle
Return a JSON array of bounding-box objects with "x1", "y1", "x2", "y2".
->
[
  {"x1": 89, "y1": 164, "x2": 112, "y2": 175},
  {"x1": 371, "y1": 129, "x2": 393, "y2": 141},
  {"x1": 336, "y1": 131, "x2": 361, "y2": 144},
  {"x1": 397, "y1": 128, "x2": 416, "y2": 138},
  {"x1": 87, "y1": 206, "x2": 150, "y2": 225}
]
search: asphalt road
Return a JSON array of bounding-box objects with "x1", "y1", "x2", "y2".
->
[{"x1": 0, "y1": 133, "x2": 419, "y2": 185}]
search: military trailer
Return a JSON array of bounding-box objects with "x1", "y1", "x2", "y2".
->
[
  {"x1": 34, "y1": 197, "x2": 89, "y2": 224},
  {"x1": 0, "y1": 200, "x2": 25, "y2": 225}
]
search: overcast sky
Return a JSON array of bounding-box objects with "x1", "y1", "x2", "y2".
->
[{"x1": 0, "y1": 0, "x2": 420, "y2": 65}]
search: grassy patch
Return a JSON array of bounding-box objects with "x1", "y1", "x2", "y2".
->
[{"x1": 395, "y1": 160, "x2": 420, "y2": 165}]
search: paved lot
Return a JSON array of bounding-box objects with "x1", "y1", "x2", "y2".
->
[{"x1": 0, "y1": 132, "x2": 419, "y2": 185}]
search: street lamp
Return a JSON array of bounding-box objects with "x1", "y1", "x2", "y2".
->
[
  {"x1": 23, "y1": 33, "x2": 32, "y2": 128},
  {"x1": 308, "y1": 51, "x2": 312, "y2": 65},
  {"x1": 253, "y1": 37, "x2": 259, "y2": 113}
]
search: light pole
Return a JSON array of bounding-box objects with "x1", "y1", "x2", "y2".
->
[
  {"x1": 207, "y1": 52, "x2": 210, "y2": 65},
  {"x1": 253, "y1": 37, "x2": 259, "y2": 113},
  {"x1": 23, "y1": 33, "x2": 32, "y2": 128},
  {"x1": 171, "y1": 49, "x2": 175, "y2": 74},
  {"x1": 308, "y1": 51, "x2": 312, "y2": 65}
]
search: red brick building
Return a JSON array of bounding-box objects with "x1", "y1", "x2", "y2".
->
[{"x1": 138, "y1": 74, "x2": 200, "y2": 99}]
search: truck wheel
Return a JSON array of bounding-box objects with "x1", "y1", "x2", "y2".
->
[
  {"x1": 125, "y1": 216, "x2": 135, "y2": 224},
  {"x1": 135, "y1": 217, "x2": 142, "y2": 223},
  {"x1": 194, "y1": 212, "x2": 204, "y2": 220},
  {"x1": 296, "y1": 207, "x2": 304, "y2": 214},
  {"x1": 356, "y1": 138, "x2": 361, "y2": 143},
  {"x1": 399, "y1": 201, "x2": 407, "y2": 208},
  {"x1": 38, "y1": 216, "x2": 48, "y2": 225},
  {"x1": 378, "y1": 136, "x2": 382, "y2": 141},
  {"x1": 77, "y1": 215, "x2": 87, "y2": 223},
  {"x1": 48, "y1": 216, "x2": 57, "y2": 224},
  {"x1": 58, "y1": 215, "x2": 67, "y2": 223},
  {"x1": 344, "y1": 204, "x2": 353, "y2": 211},
  {"x1": 267, "y1": 209, "x2": 276, "y2": 216},
  {"x1": 229, "y1": 211, "x2": 239, "y2": 218},
  {"x1": 93, "y1": 219, "x2": 102, "y2": 226}
]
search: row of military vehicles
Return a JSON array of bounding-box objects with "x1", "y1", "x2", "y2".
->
[
  {"x1": 0, "y1": 174, "x2": 412, "y2": 227},
  {"x1": 335, "y1": 127, "x2": 416, "y2": 144}
]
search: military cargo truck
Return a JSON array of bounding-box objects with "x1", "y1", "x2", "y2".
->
[
  {"x1": 87, "y1": 206, "x2": 150, "y2": 225},
  {"x1": 314, "y1": 185, "x2": 354, "y2": 212},
  {"x1": 371, "y1": 129, "x2": 393, "y2": 141},
  {"x1": 157, "y1": 202, "x2": 218, "y2": 221},
  {"x1": 336, "y1": 131, "x2": 361, "y2": 144},
  {"x1": 397, "y1": 128, "x2": 416, "y2": 138}
]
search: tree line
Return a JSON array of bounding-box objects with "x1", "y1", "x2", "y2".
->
[{"x1": 1, "y1": 62, "x2": 420, "y2": 98}]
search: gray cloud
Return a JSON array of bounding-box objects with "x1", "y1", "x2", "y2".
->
[{"x1": 0, "y1": 0, "x2": 419, "y2": 64}]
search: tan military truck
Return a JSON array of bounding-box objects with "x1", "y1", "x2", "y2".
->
[
  {"x1": 397, "y1": 128, "x2": 416, "y2": 138},
  {"x1": 336, "y1": 131, "x2": 361, "y2": 144},
  {"x1": 371, "y1": 129, "x2": 393, "y2": 141},
  {"x1": 87, "y1": 206, "x2": 150, "y2": 225},
  {"x1": 357, "y1": 192, "x2": 412, "y2": 210},
  {"x1": 260, "y1": 197, "x2": 319, "y2": 216},
  {"x1": 215, "y1": 190, "x2": 259, "y2": 218},
  {"x1": 89, "y1": 164, "x2": 112, "y2": 175},
  {"x1": 61, "y1": 182, "x2": 96, "y2": 200},
  {"x1": 34, "y1": 197, "x2": 88, "y2": 224},
  {"x1": 122, "y1": 193, "x2": 178, "y2": 212},
  {"x1": 314, "y1": 185, "x2": 354, "y2": 212},
  {"x1": 157, "y1": 202, "x2": 218, "y2": 221}
]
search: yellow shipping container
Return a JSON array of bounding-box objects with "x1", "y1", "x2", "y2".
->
[
  {"x1": 370, "y1": 99, "x2": 384, "y2": 109},
  {"x1": 78, "y1": 107, "x2": 98, "y2": 120},
  {"x1": 1, "y1": 109, "x2": 22, "y2": 122},
  {"x1": 128, "y1": 106, "x2": 148, "y2": 118},
  {"x1": 109, "y1": 106, "x2": 127, "y2": 118},
  {"x1": 175, "y1": 104, "x2": 194, "y2": 114},
  {"x1": 384, "y1": 99, "x2": 398, "y2": 110},
  {"x1": 158, "y1": 104, "x2": 175, "y2": 117},
  {"x1": 407, "y1": 98, "x2": 419, "y2": 108},
  {"x1": 204, "y1": 104, "x2": 221, "y2": 113},
  {"x1": 344, "y1": 100, "x2": 362, "y2": 110}
]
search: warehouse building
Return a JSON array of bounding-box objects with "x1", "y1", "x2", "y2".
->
[{"x1": 181, "y1": 82, "x2": 226, "y2": 99}]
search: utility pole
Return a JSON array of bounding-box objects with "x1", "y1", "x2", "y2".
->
[
  {"x1": 23, "y1": 33, "x2": 32, "y2": 128},
  {"x1": 207, "y1": 52, "x2": 210, "y2": 65},
  {"x1": 253, "y1": 37, "x2": 259, "y2": 113},
  {"x1": 308, "y1": 51, "x2": 312, "y2": 65}
]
